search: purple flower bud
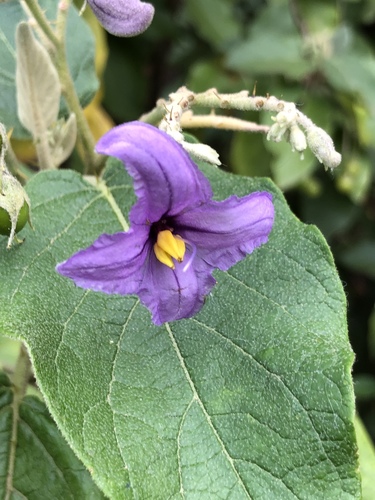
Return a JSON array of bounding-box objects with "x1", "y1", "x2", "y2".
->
[{"x1": 87, "y1": 0, "x2": 154, "y2": 37}]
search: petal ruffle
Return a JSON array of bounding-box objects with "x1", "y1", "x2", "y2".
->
[
  {"x1": 87, "y1": 0, "x2": 154, "y2": 37},
  {"x1": 138, "y1": 252, "x2": 216, "y2": 325},
  {"x1": 96, "y1": 122, "x2": 212, "y2": 225},
  {"x1": 56, "y1": 227, "x2": 150, "y2": 295},
  {"x1": 175, "y1": 192, "x2": 274, "y2": 271}
]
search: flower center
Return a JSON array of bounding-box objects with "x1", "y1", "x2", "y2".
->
[{"x1": 153, "y1": 229, "x2": 186, "y2": 269}]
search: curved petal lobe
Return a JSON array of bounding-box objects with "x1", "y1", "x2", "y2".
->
[
  {"x1": 175, "y1": 192, "x2": 274, "y2": 270},
  {"x1": 87, "y1": 0, "x2": 154, "y2": 37},
  {"x1": 138, "y1": 252, "x2": 216, "y2": 325},
  {"x1": 96, "y1": 122, "x2": 212, "y2": 224},
  {"x1": 56, "y1": 228, "x2": 150, "y2": 295}
]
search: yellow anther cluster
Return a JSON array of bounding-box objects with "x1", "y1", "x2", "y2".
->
[{"x1": 154, "y1": 230, "x2": 185, "y2": 269}]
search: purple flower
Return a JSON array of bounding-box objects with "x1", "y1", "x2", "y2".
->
[
  {"x1": 57, "y1": 122, "x2": 274, "y2": 325},
  {"x1": 87, "y1": 0, "x2": 154, "y2": 37}
]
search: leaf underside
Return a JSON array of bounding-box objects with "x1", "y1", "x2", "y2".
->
[{"x1": 0, "y1": 160, "x2": 360, "y2": 499}]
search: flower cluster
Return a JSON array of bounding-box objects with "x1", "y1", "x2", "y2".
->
[{"x1": 57, "y1": 122, "x2": 274, "y2": 324}]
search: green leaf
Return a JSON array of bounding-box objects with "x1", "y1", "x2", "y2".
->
[
  {"x1": 354, "y1": 415, "x2": 375, "y2": 500},
  {"x1": 0, "y1": 160, "x2": 360, "y2": 498},
  {"x1": 185, "y1": 0, "x2": 241, "y2": 49},
  {"x1": 0, "y1": 0, "x2": 97, "y2": 139},
  {"x1": 230, "y1": 130, "x2": 272, "y2": 177},
  {"x1": 225, "y1": 1, "x2": 311, "y2": 79},
  {"x1": 336, "y1": 154, "x2": 373, "y2": 204},
  {"x1": 0, "y1": 372, "x2": 104, "y2": 499}
]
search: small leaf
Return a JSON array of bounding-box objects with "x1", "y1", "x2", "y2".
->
[
  {"x1": 15, "y1": 22, "x2": 60, "y2": 137},
  {"x1": 0, "y1": 372, "x2": 104, "y2": 499}
]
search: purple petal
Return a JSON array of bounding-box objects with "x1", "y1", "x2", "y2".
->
[
  {"x1": 175, "y1": 192, "x2": 274, "y2": 270},
  {"x1": 138, "y1": 252, "x2": 216, "y2": 325},
  {"x1": 96, "y1": 122, "x2": 212, "y2": 224},
  {"x1": 87, "y1": 0, "x2": 154, "y2": 37},
  {"x1": 56, "y1": 227, "x2": 150, "y2": 294}
]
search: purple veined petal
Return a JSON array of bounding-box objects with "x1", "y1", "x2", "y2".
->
[
  {"x1": 137, "y1": 251, "x2": 216, "y2": 325},
  {"x1": 96, "y1": 122, "x2": 212, "y2": 225},
  {"x1": 56, "y1": 227, "x2": 151, "y2": 295},
  {"x1": 175, "y1": 192, "x2": 275, "y2": 271},
  {"x1": 87, "y1": 0, "x2": 154, "y2": 37}
]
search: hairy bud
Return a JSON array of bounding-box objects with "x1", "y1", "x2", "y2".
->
[{"x1": 0, "y1": 169, "x2": 31, "y2": 248}]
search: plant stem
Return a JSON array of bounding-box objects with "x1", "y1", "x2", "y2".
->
[
  {"x1": 180, "y1": 111, "x2": 270, "y2": 133},
  {"x1": 53, "y1": 1, "x2": 104, "y2": 174},
  {"x1": 23, "y1": 0, "x2": 104, "y2": 174},
  {"x1": 22, "y1": 0, "x2": 59, "y2": 47},
  {"x1": 5, "y1": 344, "x2": 33, "y2": 500}
]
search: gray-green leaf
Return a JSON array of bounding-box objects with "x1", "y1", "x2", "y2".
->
[
  {"x1": 15, "y1": 22, "x2": 60, "y2": 137},
  {"x1": 0, "y1": 0, "x2": 97, "y2": 139},
  {"x1": 0, "y1": 160, "x2": 360, "y2": 498}
]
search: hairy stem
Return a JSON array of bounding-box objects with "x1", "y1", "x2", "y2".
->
[
  {"x1": 180, "y1": 111, "x2": 270, "y2": 133},
  {"x1": 5, "y1": 344, "x2": 33, "y2": 500},
  {"x1": 142, "y1": 86, "x2": 341, "y2": 170},
  {"x1": 53, "y1": 1, "x2": 104, "y2": 174},
  {"x1": 22, "y1": 0, "x2": 59, "y2": 47}
]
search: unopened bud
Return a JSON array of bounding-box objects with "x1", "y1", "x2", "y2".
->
[
  {"x1": 0, "y1": 169, "x2": 31, "y2": 248},
  {"x1": 307, "y1": 126, "x2": 341, "y2": 170},
  {"x1": 289, "y1": 124, "x2": 307, "y2": 153}
]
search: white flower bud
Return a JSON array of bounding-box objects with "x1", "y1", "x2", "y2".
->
[
  {"x1": 307, "y1": 127, "x2": 341, "y2": 170},
  {"x1": 289, "y1": 124, "x2": 307, "y2": 153}
]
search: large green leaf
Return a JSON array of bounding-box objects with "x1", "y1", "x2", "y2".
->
[
  {"x1": 0, "y1": 0, "x2": 97, "y2": 139},
  {"x1": 0, "y1": 372, "x2": 104, "y2": 499},
  {"x1": 0, "y1": 160, "x2": 360, "y2": 498}
]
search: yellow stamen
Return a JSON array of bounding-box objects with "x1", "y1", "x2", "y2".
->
[
  {"x1": 154, "y1": 230, "x2": 186, "y2": 268},
  {"x1": 153, "y1": 243, "x2": 175, "y2": 269}
]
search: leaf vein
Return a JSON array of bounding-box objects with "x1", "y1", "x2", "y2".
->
[
  {"x1": 166, "y1": 323, "x2": 253, "y2": 499},
  {"x1": 176, "y1": 397, "x2": 195, "y2": 499},
  {"x1": 191, "y1": 318, "x2": 342, "y2": 487},
  {"x1": 108, "y1": 300, "x2": 140, "y2": 486},
  {"x1": 10, "y1": 193, "x2": 102, "y2": 301}
]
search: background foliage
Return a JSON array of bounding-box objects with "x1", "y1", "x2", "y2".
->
[{"x1": 1, "y1": 0, "x2": 375, "y2": 497}]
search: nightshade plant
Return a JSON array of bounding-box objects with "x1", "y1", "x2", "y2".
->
[
  {"x1": 57, "y1": 122, "x2": 274, "y2": 324},
  {"x1": 0, "y1": 0, "x2": 371, "y2": 499}
]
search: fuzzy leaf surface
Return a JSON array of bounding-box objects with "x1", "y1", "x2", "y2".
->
[{"x1": 0, "y1": 160, "x2": 360, "y2": 498}]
